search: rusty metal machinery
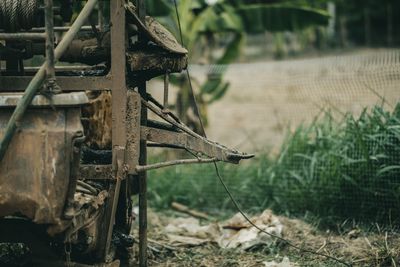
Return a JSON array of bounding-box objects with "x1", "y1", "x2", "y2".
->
[{"x1": 0, "y1": 1, "x2": 253, "y2": 266}]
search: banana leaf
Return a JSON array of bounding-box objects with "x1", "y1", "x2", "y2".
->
[
  {"x1": 217, "y1": 32, "x2": 243, "y2": 64},
  {"x1": 146, "y1": 0, "x2": 172, "y2": 16},
  {"x1": 206, "y1": 80, "x2": 230, "y2": 104},
  {"x1": 238, "y1": 4, "x2": 330, "y2": 33}
]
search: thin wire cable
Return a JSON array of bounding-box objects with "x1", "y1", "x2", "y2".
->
[
  {"x1": 173, "y1": 0, "x2": 207, "y2": 138},
  {"x1": 172, "y1": 2, "x2": 352, "y2": 266},
  {"x1": 213, "y1": 162, "x2": 351, "y2": 267}
]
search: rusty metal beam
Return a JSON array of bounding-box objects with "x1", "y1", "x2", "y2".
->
[
  {"x1": 98, "y1": 0, "x2": 128, "y2": 263},
  {"x1": 0, "y1": 33, "x2": 46, "y2": 41},
  {"x1": 138, "y1": 82, "x2": 148, "y2": 267},
  {"x1": 140, "y1": 126, "x2": 252, "y2": 164},
  {"x1": 0, "y1": 76, "x2": 112, "y2": 91},
  {"x1": 135, "y1": 158, "x2": 217, "y2": 173},
  {"x1": 17, "y1": 26, "x2": 95, "y2": 32},
  {"x1": 126, "y1": 91, "x2": 141, "y2": 174},
  {"x1": 44, "y1": 0, "x2": 56, "y2": 88},
  {"x1": 135, "y1": 0, "x2": 148, "y2": 266},
  {"x1": 105, "y1": 146, "x2": 125, "y2": 260}
]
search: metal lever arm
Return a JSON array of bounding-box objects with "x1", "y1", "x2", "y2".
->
[{"x1": 140, "y1": 96, "x2": 254, "y2": 166}]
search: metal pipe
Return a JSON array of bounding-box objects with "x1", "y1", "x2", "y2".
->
[
  {"x1": 0, "y1": 33, "x2": 46, "y2": 41},
  {"x1": 44, "y1": 0, "x2": 56, "y2": 85},
  {"x1": 135, "y1": 158, "x2": 217, "y2": 173},
  {"x1": 100, "y1": 0, "x2": 128, "y2": 262},
  {"x1": 138, "y1": 82, "x2": 148, "y2": 267},
  {"x1": 0, "y1": 0, "x2": 98, "y2": 162},
  {"x1": 137, "y1": 1, "x2": 148, "y2": 266},
  {"x1": 25, "y1": 26, "x2": 95, "y2": 32},
  {"x1": 0, "y1": 26, "x2": 95, "y2": 33}
]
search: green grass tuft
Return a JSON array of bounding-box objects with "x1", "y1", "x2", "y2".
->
[{"x1": 148, "y1": 104, "x2": 400, "y2": 224}]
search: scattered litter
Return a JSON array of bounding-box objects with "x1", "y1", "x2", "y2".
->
[
  {"x1": 164, "y1": 209, "x2": 283, "y2": 250},
  {"x1": 166, "y1": 234, "x2": 209, "y2": 247},
  {"x1": 263, "y1": 257, "x2": 296, "y2": 267},
  {"x1": 218, "y1": 210, "x2": 283, "y2": 250},
  {"x1": 165, "y1": 217, "x2": 219, "y2": 239}
]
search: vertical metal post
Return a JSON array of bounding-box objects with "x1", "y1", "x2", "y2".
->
[
  {"x1": 44, "y1": 0, "x2": 56, "y2": 87},
  {"x1": 137, "y1": 1, "x2": 148, "y2": 267},
  {"x1": 111, "y1": 0, "x2": 127, "y2": 148},
  {"x1": 138, "y1": 82, "x2": 147, "y2": 267},
  {"x1": 100, "y1": 0, "x2": 128, "y2": 262}
]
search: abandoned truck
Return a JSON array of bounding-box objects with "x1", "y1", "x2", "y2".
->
[{"x1": 0, "y1": 1, "x2": 252, "y2": 266}]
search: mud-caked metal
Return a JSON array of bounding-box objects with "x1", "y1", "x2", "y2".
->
[{"x1": 0, "y1": 92, "x2": 88, "y2": 231}]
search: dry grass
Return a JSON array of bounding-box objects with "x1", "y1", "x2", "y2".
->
[{"x1": 129, "y1": 210, "x2": 400, "y2": 267}]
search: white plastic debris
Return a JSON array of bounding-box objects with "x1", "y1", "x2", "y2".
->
[
  {"x1": 263, "y1": 257, "x2": 295, "y2": 267},
  {"x1": 164, "y1": 209, "x2": 283, "y2": 250},
  {"x1": 218, "y1": 210, "x2": 283, "y2": 250}
]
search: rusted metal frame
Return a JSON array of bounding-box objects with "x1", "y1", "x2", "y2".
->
[
  {"x1": 0, "y1": 33, "x2": 46, "y2": 40},
  {"x1": 114, "y1": 90, "x2": 141, "y2": 235},
  {"x1": 138, "y1": 82, "x2": 148, "y2": 267},
  {"x1": 146, "y1": 93, "x2": 181, "y2": 123},
  {"x1": 44, "y1": 0, "x2": 56, "y2": 90},
  {"x1": 141, "y1": 126, "x2": 235, "y2": 163},
  {"x1": 135, "y1": 158, "x2": 217, "y2": 173},
  {"x1": 147, "y1": 119, "x2": 179, "y2": 132},
  {"x1": 0, "y1": 76, "x2": 112, "y2": 92},
  {"x1": 147, "y1": 142, "x2": 185, "y2": 149},
  {"x1": 104, "y1": 146, "x2": 126, "y2": 261},
  {"x1": 99, "y1": 0, "x2": 128, "y2": 262},
  {"x1": 142, "y1": 98, "x2": 200, "y2": 137},
  {"x1": 137, "y1": 0, "x2": 148, "y2": 266},
  {"x1": 16, "y1": 65, "x2": 105, "y2": 73},
  {"x1": 12, "y1": 26, "x2": 95, "y2": 32},
  {"x1": 126, "y1": 91, "x2": 141, "y2": 174},
  {"x1": 0, "y1": 0, "x2": 99, "y2": 163},
  {"x1": 142, "y1": 99, "x2": 248, "y2": 161}
]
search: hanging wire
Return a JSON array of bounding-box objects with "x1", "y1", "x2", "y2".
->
[
  {"x1": 173, "y1": 0, "x2": 207, "y2": 138},
  {"x1": 171, "y1": 1, "x2": 352, "y2": 266}
]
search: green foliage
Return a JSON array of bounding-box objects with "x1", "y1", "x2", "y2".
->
[
  {"x1": 238, "y1": 5, "x2": 329, "y2": 34},
  {"x1": 145, "y1": 0, "x2": 171, "y2": 17},
  {"x1": 147, "y1": 0, "x2": 329, "y2": 130},
  {"x1": 148, "y1": 104, "x2": 400, "y2": 224}
]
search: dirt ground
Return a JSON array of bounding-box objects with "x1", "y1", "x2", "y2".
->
[
  {"x1": 129, "y1": 210, "x2": 400, "y2": 267},
  {"x1": 1, "y1": 210, "x2": 398, "y2": 266}
]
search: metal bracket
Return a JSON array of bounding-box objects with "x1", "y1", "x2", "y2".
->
[{"x1": 103, "y1": 146, "x2": 126, "y2": 262}]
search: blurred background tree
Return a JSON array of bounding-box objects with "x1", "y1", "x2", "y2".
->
[
  {"x1": 146, "y1": 0, "x2": 330, "y2": 132},
  {"x1": 66, "y1": 0, "x2": 400, "y2": 132}
]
